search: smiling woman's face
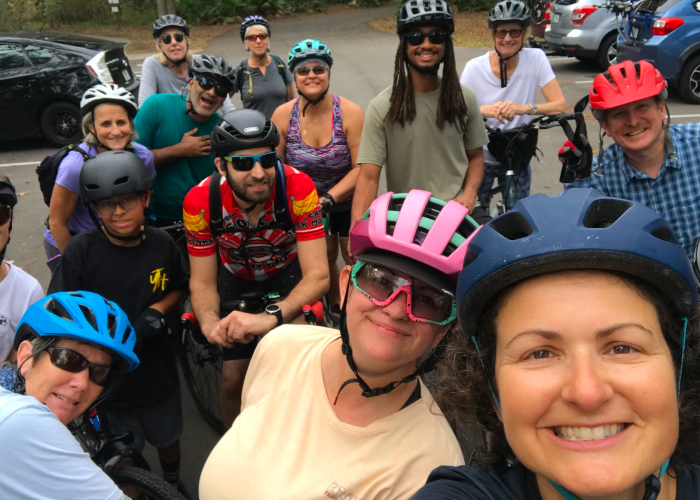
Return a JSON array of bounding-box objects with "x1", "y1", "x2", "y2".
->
[{"x1": 493, "y1": 270, "x2": 678, "y2": 497}]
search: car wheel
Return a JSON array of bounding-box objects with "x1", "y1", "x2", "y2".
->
[
  {"x1": 597, "y1": 34, "x2": 617, "y2": 70},
  {"x1": 40, "y1": 101, "x2": 82, "y2": 147},
  {"x1": 679, "y1": 54, "x2": 700, "y2": 105}
]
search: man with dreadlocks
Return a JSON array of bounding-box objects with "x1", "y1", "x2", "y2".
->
[{"x1": 351, "y1": 0, "x2": 489, "y2": 226}]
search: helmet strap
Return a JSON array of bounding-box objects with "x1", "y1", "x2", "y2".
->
[
  {"x1": 494, "y1": 47, "x2": 521, "y2": 88},
  {"x1": 333, "y1": 279, "x2": 424, "y2": 405},
  {"x1": 663, "y1": 105, "x2": 677, "y2": 163},
  {"x1": 598, "y1": 127, "x2": 606, "y2": 166},
  {"x1": 87, "y1": 206, "x2": 144, "y2": 244},
  {"x1": 0, "y1": 212, "x2": 13, "y2": 262},
  {"x1": 297, "y1": 86, "x2": 330, "y2": 117},
  {"x1": 15, "y1": 336, "x2": 57, "y2": 394}
]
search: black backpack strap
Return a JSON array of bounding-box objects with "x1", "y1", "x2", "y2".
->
[
  {"x1": 270, "y1": 54, "x2": 290, "y2": 86},
  {"x1": 273, "y1": 159, "x2": 294, "y2": 233},
  {"x1": 70, "y1": 144, "x2": 90, "y2": 161},
  {"x1": 237, "y1": 60, "x2": 250, "y2": 95},
  {"x1": 208, "y1": 171, "x2": 224, "y2": 237}
]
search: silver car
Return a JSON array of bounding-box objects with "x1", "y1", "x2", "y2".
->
[{"x1": 545, "y1": 0, "x2": 620, "y2": 69}]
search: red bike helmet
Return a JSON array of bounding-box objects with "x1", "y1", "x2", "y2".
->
[{"x1": 590, "y1": 60, "x2": 667, "y2": 120}]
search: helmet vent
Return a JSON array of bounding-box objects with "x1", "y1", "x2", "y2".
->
[
  {"x1": 583, "y1": 199, "x2": 632, "y2": 228},
  {"x1": 121, "y1": 326, "x2": 133, "y2": 345},
  {"x1": 79, "y1": 305, "x2": 99, "y2": 332},
  {"x1": 85, "y1": 184, "x2": 99, "y2": 191},
  {"x1": 44, "y1": 298, "x2": 74, "y2": 322},
  {"x1": 490, "y1": 212, "x2": 533, "y2": 240},
  {"x1": 107, "y1": 313, "x2": 117, "y2": 339},
  {"x1": 651, "y1": 226, "x2": 676, "y2": 244},
  {"x1": 68, "y1": 292, "x2": 84, "y2": 298},
  {"x1": 113, "y1": 176, "x2": 129, "y2": 186}
]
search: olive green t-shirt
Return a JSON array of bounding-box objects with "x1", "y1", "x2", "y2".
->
[{"x1": 356, "y1": 84, "x2": 488, "y2": 201}]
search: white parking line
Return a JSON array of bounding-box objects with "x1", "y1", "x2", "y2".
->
[
  {"x1": 576, "y1": 80, "x2": 593, "y2": 84},
  {"x1": 671, "y1": 114, "x2": 700, "y2": 119},
  {"x1": 0, "y1": 161, "x2": 39, "y2": 168}
]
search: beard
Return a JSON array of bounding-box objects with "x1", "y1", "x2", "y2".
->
[
  {"x1": 190, "y1": 95, "x2": 218, "y2": 117},
  {"x1": 406, "y1": 57, "x2": 441, "y2": 75},
  {"x1": 225, "y1": 170, "x2": 273, "y2": 205}
]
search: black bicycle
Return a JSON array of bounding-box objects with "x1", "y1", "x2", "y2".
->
[
  {"x1": 69, "y1": 408, "x2": 186, "y2": 500},
  {"x1": 483, "y1": 96, "x2": 592, "y2": 215}
]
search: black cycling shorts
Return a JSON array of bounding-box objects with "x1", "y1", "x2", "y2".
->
[
  {"x1": 326, "y1": 207, "x2": 351, "y2": 237},
  {"x1": 218, "y1": 259, "x2": 302, "y2": 361}
]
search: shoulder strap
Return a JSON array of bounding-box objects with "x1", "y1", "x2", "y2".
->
[
  {"x1": 236, "y1": 61, "x2": 246, "y2": 93},
  {"x1": 208, "y1": 171, "x2": 224, "y2": 237},
  {"x1": 273, "y1": 159, "x2": 294, "y2": 233},
  {"x1": 270, "y1": 54, "x2": 290, "y2": 85},
  {"x1": 69, "y1": 144, "x2": 90, "y2": 161}
]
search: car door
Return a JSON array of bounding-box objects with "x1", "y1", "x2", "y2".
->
[{"x1": 0, "y1": 42, "x2": 39, "y2": 140}]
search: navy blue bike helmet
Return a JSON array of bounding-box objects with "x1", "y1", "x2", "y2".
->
[{"x1": 457, "y1": 188, "x2": 697, "y2": 334}]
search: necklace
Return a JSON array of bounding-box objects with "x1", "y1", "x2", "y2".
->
[{"x1": 302, "y1": 116, "x2": 320, "y2": 136}]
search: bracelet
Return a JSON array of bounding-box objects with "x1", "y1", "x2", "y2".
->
[
  {"x1": 529, "y1": 103, "x2": 538, "y2": 115},
  {"x1": 325, "y1": 193, "x2": 336, "y2": 206}
]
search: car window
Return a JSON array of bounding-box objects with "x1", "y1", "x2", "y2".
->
[
  {"x1": 23, "y1": 44, "x2": 55, "y2": 66},
  {"x1": 637, "y1": 0, "x2": 683, "y2": 13},
  {"x1": 654, "y1": 0, "x2": 684, "y2": 12},
  {"x1": 0, "y1": 43, "x2": 29, "y2": 71}
]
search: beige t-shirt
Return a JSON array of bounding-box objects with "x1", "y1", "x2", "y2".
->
[
  {"x1": 356, "y1": 84, "x2": 489, "y2": 202},
  {"x1": 199, "y1": 325, "x2": 464, "y2": 500}
]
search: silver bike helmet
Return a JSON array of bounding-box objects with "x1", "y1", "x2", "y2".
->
[
  {"x1": 80, "y1": 84, "x2": 137, "y2": 119},
  {"x1": 488, "y1": 0, "x2": 532, "y2": 29},
  {"x1": 189, "y1": 55, "x2": 237, "y2": 93},
  {"x1": 153, "y1": 14, "x2": 190, "y2": 38},
  {"x1": 397, "y1": 0, "x2": 455, "y2": 35}
]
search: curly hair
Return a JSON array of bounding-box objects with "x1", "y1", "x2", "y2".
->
[
  {"x1": 384, "y1": 34, "x2": 470, "y2": 144},
  {"x1": 434, "y1": 270, "x2": 700, "y2": 473}
]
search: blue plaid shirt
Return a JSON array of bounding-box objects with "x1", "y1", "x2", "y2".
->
[{"x1": 565, "y1": 122, "x2": 700, "y2": 259}]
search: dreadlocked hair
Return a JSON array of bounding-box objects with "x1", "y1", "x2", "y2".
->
[{"x1": 385, "y1": 34, "x2": 470, "y2": 143}]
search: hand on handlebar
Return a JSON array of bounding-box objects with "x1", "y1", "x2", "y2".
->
[{"x1": 213, "y1": 311, "x2": 277, "y2": 346}]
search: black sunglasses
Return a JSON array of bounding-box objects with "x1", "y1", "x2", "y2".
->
[
  {"x1": 407, "y1": 29, "x2": 447, "y2": 46},
  {"x1": 295, "y1": 65, "x2": 328, "y2": 77},
  {"x1": 223, "y1": 151, "x2": 278, "y2": 171},
  {"x1": 245, "y1": 33, "x2": 269, "y2": 42},
  {"x1": 196, "y1": 76, "x2": 229, "y2": 98},
  {"x1": 495, "y1": 29, "x2": 523, "y2": 39},
  {"x1": 45, "y1": 347, "x2": 113, "y2": 387},
  {"x1": 0, "y1": 206, "x2": 11, "y2": 226},
  {"x1": 160, "y1": 33, "x2": 185, "y2": 44}
]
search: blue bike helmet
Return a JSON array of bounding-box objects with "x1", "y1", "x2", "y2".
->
[
  {"x1": 457, "y1": 188, "x2": 697, "y2": 334},
  {"x1": 14, "y1": 291, "x2": 139, "y2": 373}
]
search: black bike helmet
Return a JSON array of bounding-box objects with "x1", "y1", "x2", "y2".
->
[
  {"x1": 79, "y1": 151, "x2": 151, "y2": 205},
  {"x1": 153, "y1": 14, "x2": 190, "y2": 38},
  {"x1": 211, "y1": 109, "x2": 280, "y2": 156},
  {"x1": 189, "y1": 55, "x2": 237, "y2": 93},
  {"x1": 397, "y1": 0, "x2": 455, "y2": 35},
  {"x1": 0, "y1": 175, "x2": 17, "y2": 209},
  {"x1": 488, "y1": 0, "x2": 532, "y2": 29},
  {"x1": 240, "y1": 15, "x2": 271, "y2": 41}
]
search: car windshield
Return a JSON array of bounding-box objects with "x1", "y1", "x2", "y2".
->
[{"x1": 636, "y1": 0, "x2": 684, "y2": 13}]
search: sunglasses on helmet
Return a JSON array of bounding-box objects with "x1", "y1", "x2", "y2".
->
[
  {"x1": 160, "y1": 33, "x2": 185, "y2": 44},
  {"x1": 295, "y1": 65, "x2": 328, "y2": 77},
  {"x1": 351, "y1": 261, "x2": 456, "y2": 325},
  {"x1": 45, "y1": 347, "x2": 113, "y2": 387},
  {"x1": 196, "y1": 76, "x2": 229, "y2": 98},
  {"x1": 223, "y1": 151, "x2": 278, "y2": 171},
  {"x1": 406, "y1": 29, "x2": 447, "y2": 46},
  {"x1": 0, "y1": 206, "x2": 11, "y2": 226}
]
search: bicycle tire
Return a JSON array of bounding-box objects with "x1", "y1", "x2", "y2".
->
[
  {"x1": 110, "y1": 467, "x2": 186, "y2": 500},
  {"x1": 180, "y1": 329, "x2": 226, "y2": 435}
]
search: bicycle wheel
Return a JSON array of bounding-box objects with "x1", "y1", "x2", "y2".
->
[
  {"x1": 180, "y1": 329, "x2": 225, "y2": 434},
  {"x1": 110, "y1": 467, "x2": 186, "y2": 500}
]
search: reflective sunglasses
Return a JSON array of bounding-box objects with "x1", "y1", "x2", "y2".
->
[
  {"x1": 45, "y1": 347, "x2": 113, "y2": 387},
  {"x1": 351, "y1": 261, "x2": 456, "y2": 325},
  {"x1": 0, "y1": 206, "x2": 11, "y2": 226},
  {"x1": 196, "y1": 76, "x2": 229, "y2": 98},
  {"x1": 295, "y1": 65, "x2": 328, "y2": 77},
  {"x1": 406, "y1": 29, "x2": 447, "y2": 46},
  {"x1": 224, "y1": 151, "x2": 278, "y2": 171},
  {"x1": 93, "y1": 194, "x2": 142, "y2": 216},
  {"x1": 160, "y1": 33, "x2": 185, "y2": 44},
  {"x1": 495, "y1": 29, "x2": 523, "y2": 39},
  {"x1": 245, "y1": 33, "x2": 269, "y2": 42}
]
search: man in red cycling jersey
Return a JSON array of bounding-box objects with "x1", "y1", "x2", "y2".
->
[{"x1": 184, "y1": 108, "x2": 329, "y2": 427}]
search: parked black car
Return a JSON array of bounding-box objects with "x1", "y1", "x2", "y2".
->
[{"x1": 0, "y1": 31, "x2": 139, "y2": 146}]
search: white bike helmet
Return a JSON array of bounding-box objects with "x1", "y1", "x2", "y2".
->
[{"x1": 80, "y1": 84, "x2": 138, "y2": 119}]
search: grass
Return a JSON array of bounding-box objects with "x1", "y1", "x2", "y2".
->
[{"x1": 370, "y1": 11, "x2": 493, "y2": 47}]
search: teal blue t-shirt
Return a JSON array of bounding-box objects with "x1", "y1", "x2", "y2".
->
[{"x1": 134, "y1": 93, "x2": 220, "y2": 221}]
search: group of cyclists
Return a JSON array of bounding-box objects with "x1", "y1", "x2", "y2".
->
[{"x1": 2, "y1": 0, "x2": 700, "y2": 498}]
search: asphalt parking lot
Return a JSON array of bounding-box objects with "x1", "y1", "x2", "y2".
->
[{"x1": 2, "y1": 6, "x2": 700, "y2": 497}]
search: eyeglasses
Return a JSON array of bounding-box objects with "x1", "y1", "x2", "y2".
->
[
  {"x1": 0, "y1": 206, "x2": 11, "y2": 226},
  {"x1": 160, "y1": 33, "x2": 185, "y2": 44},
  {"x1": 245, "y1": 33, "x2": 269, "y2": 42},
  {"x1": 351, "y1": 261, "x2": 456, "y2": 325},
  {"x1": 406, "y1": 29, "x2": 447, "y2": 46},
  {"x1": 495, "y1": 29, "x2": 523, "y2": 39},
  {"x1": 45, "y1": 347, "x2": 113, "y2": 387},
  {"x1": 223, "y1": 151, "x2": 278, "y2": 171},
  {"x1": 93, "y1": 194, "x2": 142, "y2": 216},
  {"x1": 196, "y1": 76, "x2": 229, "y2": 98},
  {"x1": 295, "y1": 65, "x2": 328, "y2": 77}
]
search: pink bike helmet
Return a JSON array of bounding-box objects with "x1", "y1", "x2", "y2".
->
[{"x1": 350, "y1": 190, "x2": 480, "y2": 293}]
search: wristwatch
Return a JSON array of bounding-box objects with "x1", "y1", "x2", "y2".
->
[
  {"x1": 265, "y1": 304, "x2": 283, "y2": 327},
  {"x1": 529, "y1": 103, "x2": 538, "y2": 115}
]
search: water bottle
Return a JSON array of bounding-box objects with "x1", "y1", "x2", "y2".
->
[{"x1": 504, "y1": 170, "x2": 518, "y2": 212}]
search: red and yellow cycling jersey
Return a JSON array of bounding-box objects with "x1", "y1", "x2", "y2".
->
[{"x1": 184, "y1": 164, "x2": 324, "y2": 281}]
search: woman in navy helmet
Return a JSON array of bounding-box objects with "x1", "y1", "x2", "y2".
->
[{"x1": 413, "y1": 188, "x2": 700, "y2": 499}]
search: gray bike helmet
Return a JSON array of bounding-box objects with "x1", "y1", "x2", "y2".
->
[
  {"x1": 211, "y1": 109, "x2": 280, "y2": 156},
  {"x1": 153, "y1": 14, "x2": 190, "y2": 38},
  {"x1": 80, "y1": 84, "x2": 138, "y2": 119},
  {"x1": 189, "y1": 55, "x2": 237, "y2": 93},
  {"x1": 79, "y1": 150, "x2": 151, "y2": 205},
  {"x1": 397, "y1": 0, "x2": 455, "y2": 35},
  {"x1": 488, "y1": 0, "x2": 532, "y2": 29}
]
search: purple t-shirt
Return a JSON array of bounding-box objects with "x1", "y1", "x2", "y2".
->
[{"x1": 43, "y1": 142, "x2": 156, "y2": 248}]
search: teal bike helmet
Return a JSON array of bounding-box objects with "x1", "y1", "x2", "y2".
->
[
  {"x1": 14, "y1": 291, "x2": 139, "y2": 373},
  {"x1": 287, "y1": 39, "x2": 333, "y2": 73}
]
